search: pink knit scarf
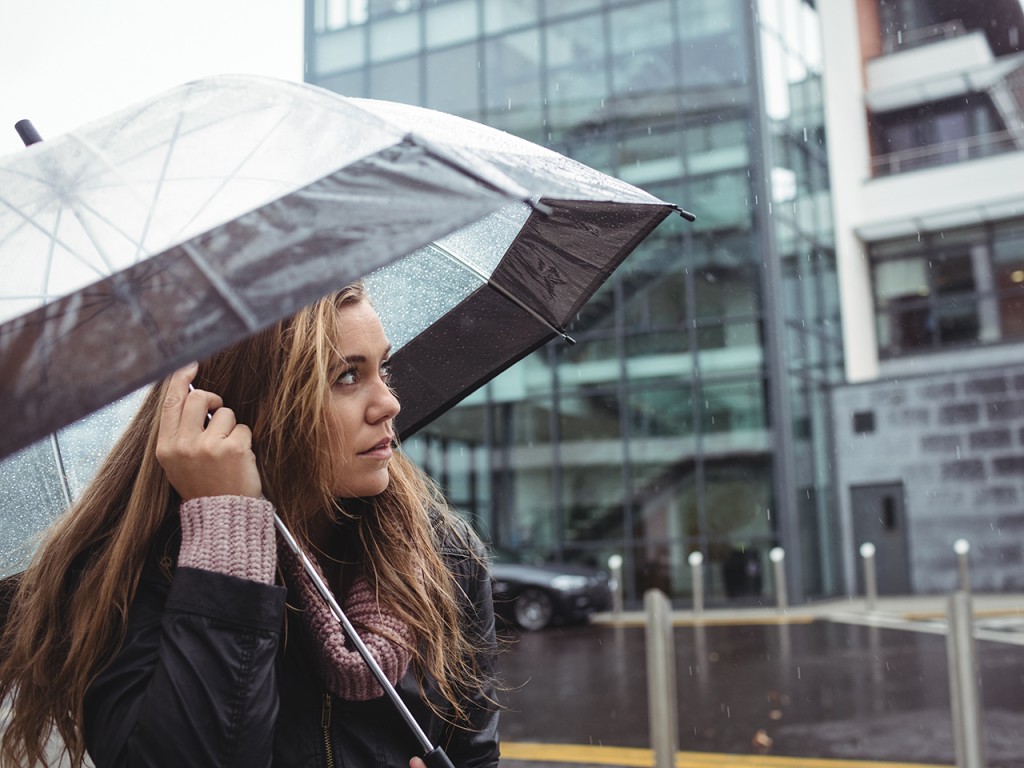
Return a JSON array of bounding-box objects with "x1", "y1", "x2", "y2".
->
[{"x1": 277, "y1": 544, "x2": 415, "y2": 701}]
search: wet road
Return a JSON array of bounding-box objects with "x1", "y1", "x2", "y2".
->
[{"x1": 495, "y1": 620, "x2": 1024, "y2": 766}]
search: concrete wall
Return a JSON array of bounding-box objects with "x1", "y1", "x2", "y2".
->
[{"x1": 832, "y1": 353, "x2": 1024, "y2": 594}]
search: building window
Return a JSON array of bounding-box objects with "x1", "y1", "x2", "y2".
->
[
  {"x1": 870, "y1": 93, "x2": 1007, "y2": 176},
  {"x1": 315, "y1": 0, "x2": 369, "y2": 32},
  {"x1": 871, "y1": 219, "x2": 1024, "y2": 357},
  {"x1": 853, "y1": 411, "x2": 875, "y2": 434}
]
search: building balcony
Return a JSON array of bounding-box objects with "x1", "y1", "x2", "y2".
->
[
  {"x1": 856, "y1": 150, "x2": 1024, "y2": 241},
  {"x1": 866, "y1": 29, "x2": 1024, "y2": 179},
  {"x1": 871, "y1": 128, "x2": 1021, "y2": 176},
  {"x1": 866, "y1": 30, "x2": 997, "y2": 112}
]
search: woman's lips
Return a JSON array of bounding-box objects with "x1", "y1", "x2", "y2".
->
[{"x1": 359, "y1": 439, "x2": 393, "y2": 458}]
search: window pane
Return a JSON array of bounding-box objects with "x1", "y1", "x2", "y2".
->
[
  {"x1": 617, "y1": 130, "x2": 684, "y2": 186},
  {"x1": 609, "y1": 1, "x2": 677, "y2": 96},
  {"x1": 559, "y1": 390, "x2": 623, "y2": 442},
  {"x1": 370, "y1": 12, "x2": 420, "y2": 60},
  {"x1": 699, "y1": 377, "x2": 768, "y2": 435},
  {"x1": 545, "y1": 14, "x2": 608, "y2": 126},
  {"x1": 316, "y1": 27, "x2": 366, "y2": 72},
  {"x1": 629, "y1": 382, "x2": 695, "y2": 438},
  {"x1": 687, "y1": 171, "x2": 753, "y2": 231},
  {"x1": 368, "y1": 56, "x2": 421, "y2": 104},
  {"x1": 425, "y1": 0, "x2": 478, "y2": 47},
  {"x1": 425, "y1": 43, "x2": 480, "y2": 116},
  {"x1": 994, "y1": 221, "x2": 1024, "y2": 339},
  {"x1": 694, "y1": 263, "x2": 760, "y2": 320},
  {"x1": 631, "y1": 467, "x2": 697, "y2": 599},
  {"x1": 314, "y1": 69, "x2": 367, "y2": 97},
  {"x1": 875, "y1": 257, "x2": 928, "y2": 302},
  {"x1": 703, "y1": 457, "x2": 774, "y2": 599},
  {"x1": 558, "y1": 390, "x2": 626, "y2": 545},
  {"x1": 483, "y1": 0, "x2": 539, "y2": 34},
  {"x1": 490, "y1": 399, "x2": 555, "y2": 551},
  {"x1": 484, "y1": 30, "x2": 542, "y2": 118},
  {"x1": 625, "y1": 331, "x2": 693, "y2": 364},
  {"x1": 678, "y1": 0, "x2": 747, "y2": 88},
  {"x1": 542, "y1": 0, "x2": 604, "y2": 19}
]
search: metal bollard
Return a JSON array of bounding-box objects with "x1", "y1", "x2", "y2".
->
[
  {"x1": 945, "y1": 590, "x2": 986, "y2": 768},
  {"x1": 954, "y1": 539, "x2": 971, "y2": 593},
  {"x1": 769, "y1": 547, "x2": 787, "y2": 612},
  {"x1": 608, "y1": 554, "x2": 624, "y2": 618},
  {"x1": 688, "y1": 551, "x2": 704, "y2": 615},
  {"x1": 860, "y1": 542, "x2": 877, "y2": 612},
  {"x1": 644, "y1": 589, "x2": 678, "y2": 768}
]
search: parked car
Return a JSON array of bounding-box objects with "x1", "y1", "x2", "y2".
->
[{"x1": 489, "y1": 549, "x2": 613, "y2": 631}]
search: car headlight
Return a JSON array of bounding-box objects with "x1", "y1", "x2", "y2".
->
[{"x1": 551, "y1": 575, "x2": 589, "y2": 591}]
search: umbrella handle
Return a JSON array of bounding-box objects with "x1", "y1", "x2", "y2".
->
[
  {"x1": 273, "y1": 512, "x2": 450, "y2": 761},
  {"x1": 422, "y1": 746, "x2": 456, "y2": 768},
  {"x1": 15, "y1": 119, "x2": 43, "y2": 146}
]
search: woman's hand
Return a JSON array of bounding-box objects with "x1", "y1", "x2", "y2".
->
[
  {"x1": 409, "y1": 758, "x2": 427, "y2": 768},
  {"x1": 155, "y1": 362, "x2": 262, "y2": 500}
]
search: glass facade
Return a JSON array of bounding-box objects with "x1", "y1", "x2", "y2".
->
[{"x1": 307, "y1": 0, "x2": 841, "y2": 604}]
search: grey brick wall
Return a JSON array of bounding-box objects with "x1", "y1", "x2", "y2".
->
[{"x1": 832, "y1": 361, "x2": 1024, "y2": 594}]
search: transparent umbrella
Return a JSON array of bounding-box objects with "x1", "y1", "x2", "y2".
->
[{"x1": 0, "y1": 73, "x2": 690, "y2": 765}]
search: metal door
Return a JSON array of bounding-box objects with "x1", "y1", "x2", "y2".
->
[{"x1": 851, "y1": 483, "x2": 911, "y2": 595}]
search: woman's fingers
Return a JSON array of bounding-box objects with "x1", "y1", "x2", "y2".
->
[
  {"x1": 205, "y1": 405, "x2": 238, "y2": 439},
  {"x1": 156, "y1": 364, "x2": 261, "y2": 500},
  {"x1": 158, "y1": 362, "x2": 199, "y2": 442}
]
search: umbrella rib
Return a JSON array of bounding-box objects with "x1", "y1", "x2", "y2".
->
[
  {"x1": 0, "y1": 197, "x2": 108, "y2": 280},
  {"x1": 2, "y1": 139, "x2": 169, "y2": 273},
  {"x1": 130, "y1": 111, "x2": 184, "y2": 264},
  {"x1": 40, "y1": 207, "x2": 60, "y2": 300},
  {"x1": 430, "y1": 242, "x2": 576, "y2": 345},
  {"x1": 166, "y1": 110, "x2": 296, "y2": 246},
  {"x1": 180, "y1": 242, "x2": 260, "y2": 332},
  {"x1": 49, "y1": 434, "x2": 73, "y2": 509}
]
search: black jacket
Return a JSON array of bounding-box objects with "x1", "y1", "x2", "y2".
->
[{"x1": 83, "y1": 517, "x2": 499, "y2": 768}]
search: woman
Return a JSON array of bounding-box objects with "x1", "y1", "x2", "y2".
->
[{"x1": 0, "y1": 284, "x2": 499, "y2": 767}]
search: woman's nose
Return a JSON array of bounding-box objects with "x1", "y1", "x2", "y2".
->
[{"x1": 368, "y1": 376, "x2": 400, "y2": 423}]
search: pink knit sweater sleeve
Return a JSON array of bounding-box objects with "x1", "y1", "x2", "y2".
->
[{"x1": 177, "y1": 495, "x2": 277, "y2": 584}]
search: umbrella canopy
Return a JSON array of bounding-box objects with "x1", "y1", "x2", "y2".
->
[{"x1": 0, "y1": 74, "x2": 685, "y2": 573}]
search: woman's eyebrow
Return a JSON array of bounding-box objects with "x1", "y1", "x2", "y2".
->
[{"x1": 334, "y1": 345, "x2": 393, "y2": 365}]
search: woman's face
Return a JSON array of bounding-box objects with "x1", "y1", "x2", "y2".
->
[{"x1": 324, "y1": 300, "x2": 400, "y2": 498}]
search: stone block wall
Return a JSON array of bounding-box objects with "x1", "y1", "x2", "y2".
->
[{"x1": 831, "y1": 361, "x2": 1024, "y2": 593}]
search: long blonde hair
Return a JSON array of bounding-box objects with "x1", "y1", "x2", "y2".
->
[{"x1": 0, "y1": 284, "x2": 489, "y2": 767}]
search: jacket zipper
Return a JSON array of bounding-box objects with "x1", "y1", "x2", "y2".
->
[{"x1": 322, "y1": 692, "x2": 335, "y2": 768}]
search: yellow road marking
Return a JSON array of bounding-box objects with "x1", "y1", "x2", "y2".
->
[
  {"x1": 606, "y1": 616, "x2": 816, "y2": 628},
  {"x1": 901, "y1": 608, "x2": 1024, "y2": 621},
  {"x1": 501, "y1": 741, "x2": 951, "y2": 768}
]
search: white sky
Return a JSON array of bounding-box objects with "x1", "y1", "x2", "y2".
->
[{"x1": 0, "y1": 1, "x2": 305, "y2": 158}]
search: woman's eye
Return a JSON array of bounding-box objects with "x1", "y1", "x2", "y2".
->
[
  {"x1": 336, "y1": 368, "x2": 358, "y2": 386},
  {"x1": 380, "y1": 360, "x2": 394, "y2": 384}
]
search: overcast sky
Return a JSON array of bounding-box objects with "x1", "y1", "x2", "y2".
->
[{"x1": 0, "y1": 1, "x2": 304, "y2": 158}]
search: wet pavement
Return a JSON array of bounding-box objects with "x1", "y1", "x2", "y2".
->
[{"x1": 494, "y1": 603, "x2": 1024, "y2": 767}]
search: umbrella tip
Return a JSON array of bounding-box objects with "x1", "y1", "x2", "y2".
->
[
  {"x1": 529, "y1": 199, "x2": 554, "y2": 217},
  {"x1": 15, "y1": 120, "x2": 43, "y2": 146},
  {"x1": 673, "y1": 205, "x2": 697, "y2": 222}
]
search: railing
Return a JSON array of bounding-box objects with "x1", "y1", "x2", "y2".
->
[
  {"x1": 872, "y1": 128, "x2": 1022, "y2": 176},
  {"x1": 882, "y1": 19, "x2": 968, "y2": 55}
]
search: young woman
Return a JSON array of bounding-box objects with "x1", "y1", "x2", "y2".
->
[{"x1": 0, "y1": 284, "x2": 499, "y2": 768}]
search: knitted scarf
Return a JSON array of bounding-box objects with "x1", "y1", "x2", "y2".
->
[{"x1": 278, "y1": 543, "x2": 415, "y2": 701}]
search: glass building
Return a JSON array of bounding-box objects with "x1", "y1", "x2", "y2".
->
[{"x1": 305, "y1": 0, "x2": 842, "y2": 605}]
